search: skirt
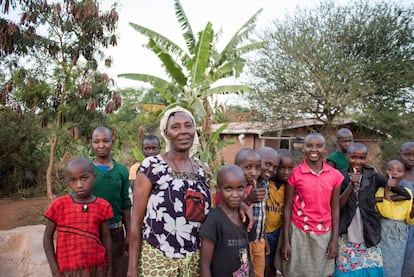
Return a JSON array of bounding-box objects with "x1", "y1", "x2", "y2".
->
[
  {"x1": 138, "y1": 240, "x2": 200, "y2": 277},
  {"x1": 280, "y1": 223, "x2": 334, "y2": 277},
  {"x1": 334, "y1": 235, "x2": 384, "y2": 277}
]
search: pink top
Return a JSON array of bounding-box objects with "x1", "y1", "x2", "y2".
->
[{"x1": 288, "y1": 160, "x2": 343, "y2": 234}]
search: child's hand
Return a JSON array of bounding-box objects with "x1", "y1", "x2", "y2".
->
[
  {"x1": 386, "y1": 174, "x2": 398, "y2": 188},
  {"x1": 326, "y1": 239, "x2": 338, "y2": 259},
  {"x1": 350, "y1": 168, "x2": 361, "y2": 187},
  {"x1": 265, "y1": 237, "x2": 271, "y2": 256},
  {"x1": 281, "y1": 240, "x2": 291, "y2": 261}
]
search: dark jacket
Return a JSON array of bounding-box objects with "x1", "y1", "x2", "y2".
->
[{"x1": 338, "y1": 166, "x2": 411, "y2": 247}]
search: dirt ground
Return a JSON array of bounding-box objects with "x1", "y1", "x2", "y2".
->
[{"x1": 0, "y1": 197, "x2": 49, "y2": 230}]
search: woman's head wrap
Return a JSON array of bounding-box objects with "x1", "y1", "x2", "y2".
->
[{"x1": 159, "y1": 106, "x2": 200, "y2": 156}]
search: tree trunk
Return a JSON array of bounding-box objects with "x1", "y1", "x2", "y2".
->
[{"x1": 46, "y1": 135, "x2": 58, "y2": 201}]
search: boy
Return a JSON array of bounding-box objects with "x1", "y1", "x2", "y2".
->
[
  {"x1": 200, "y1": 165, "x2": 253, "y2": 277},
  {"x1": 236, "y1": 148, "x2": 267, "y2": 277},
  {"x1": 266, "y1": 149, "x2": 294, "y2": 277},
  {"x1": 128, "y1": 134, "x2": 160, "y2": 188},
  {"x1": 91, "y1": 126, "x2": 131, "y2": 277},
  {"x1": 281, "y1": 133, "x2": 343, "y2": 277},
  {"x1": 327, "y1": 128, "x2": 354, "y2": 170}
]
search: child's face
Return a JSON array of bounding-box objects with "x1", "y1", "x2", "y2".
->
[
  {"x1": 303, "y1": 136, "x2": 326, "y2": 163},
  {"x1": 219, "y1": 173, "x2": 246, "y2": 209},
  {"x1": 337, "y1": 134, "x2": 354, "y2": 153},
  {"x1": 277, "y1": 157, "x2": 294, "y2": 181},
  {"x1": 67, "y1": 164, "x2": 95, "y2": 200},
  {"x1": 400, "y1": 146, "x2": 414, "y2": 169},
  {"x1": 142, "y1": 139, "x2": 160, "y2": 157},
  {"x1": 260, "y1": 153, "x2": 279, "y2": 180},
  {"x1": 347, "y1": 149, "x2": 367, "y2": 172},
  {"x1": 386, "y1": 161, "x2": 405, "y2": 180},
  {"x1": 238, "y1": 157, "x2": 261, "y2": 185},
  {"x1": 91, "y1": 129, "x2": 113, "y2": 159}
]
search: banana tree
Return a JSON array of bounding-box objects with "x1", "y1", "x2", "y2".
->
[{"x1": 119, "y1": 0, "x2": 263, "y2": 167}]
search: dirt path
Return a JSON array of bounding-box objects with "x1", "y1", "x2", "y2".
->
[{"x1": 0, "y1": 197, "x2": 49, "y2": 230}]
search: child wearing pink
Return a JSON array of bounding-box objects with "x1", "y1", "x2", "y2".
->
[{"x1": 280, "y1": 133, "x2": 343, "y2": 277}]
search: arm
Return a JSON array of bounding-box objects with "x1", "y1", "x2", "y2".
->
[
  {"x1": 127, "y1": 173, "x2": 152, "y2": 277},
  {"x1": 101, "y1": 221, "x2": 112, "y2": 277},
  {"x1": 238, "y1": 201, "x2": 254, "y2": 232},
  {"x1": 327, "y1": 186, "x2": 340, "y2": 259},
  {"x1": 281, "y1": 183, "x2": 294, "y2": 261},
  {"x1": 339, "y1": 171, "x2": 359, "y2": 208},
  {"x1": 200, "y1": 237, "x2": 215, "y2": 277},
  {"x1": 43, "y1": 219, "x2": 60, "y2": 277},
  {"x1": 122, "y1": 209, "x2": 131, "y2": 253}
]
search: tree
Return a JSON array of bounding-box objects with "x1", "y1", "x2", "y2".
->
[
  {"x1": 248, "y1": 1, "x2": 414, "y2": 136},
  {"x1": 1, "y1": 0, "x2": 120, "y2": 200},
  {"x1": 119, "y1": 0, "x2": 263, "y2": 168}
]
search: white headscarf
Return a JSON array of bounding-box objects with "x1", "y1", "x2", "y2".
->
[{"x1": 159, "y1": 106, "x2": 200, "y2": 157}]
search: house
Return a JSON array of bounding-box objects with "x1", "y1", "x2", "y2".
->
[{"x1": 212, "y1": 118, "x2": 386, "y2": 169}]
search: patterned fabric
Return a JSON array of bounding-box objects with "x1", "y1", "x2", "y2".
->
[
  {"x1": 327, "y1": 150, "x2": 349, "y2": 170},
  {"x1": 335, "y1": 235, "x2": 384, "y2": 276},
  {"x1": 265, "y1": 179, "x2": 285, "y2": 233},
  {"x1": 249, "y1": 178, "x2": 267, "y2": 242},
  {"x1": 44, "y1": 195, "x2": 113, "y2": 273},
  {"x1": 288, "y1": 159, "x2": 343, "y2": 234},
  {"x1": 92, "y1": 160, "x2": 131, "y2": 224},
  {"x1": 280, "y1": 223, "x2": 335, "y2": 277},
  {"x1": 139, "y1": 155, "x2": 211, "y2": 258},
  {"x1": 138, "y1": 240, "x2": 200, "y2": 277}
]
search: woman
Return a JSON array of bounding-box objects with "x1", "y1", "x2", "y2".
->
[{"x1": 127, "y1": 106, "x2": 211, "y2": 277}]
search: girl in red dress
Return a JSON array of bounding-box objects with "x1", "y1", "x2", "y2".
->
[{"x1": 43, "y1": 157, "x2": 113, "y2": 277}]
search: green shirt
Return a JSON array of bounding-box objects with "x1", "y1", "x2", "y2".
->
[
  {"x1": 93, "y1": 160, "x2": 131, "y2": 224},
  {"x1": 326, "y1": 150, "x2": 349, "y2": 170}
]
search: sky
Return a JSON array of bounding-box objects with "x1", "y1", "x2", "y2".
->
[{"x1": 103, "y1": 0, "x2": 327, "y2": 88}]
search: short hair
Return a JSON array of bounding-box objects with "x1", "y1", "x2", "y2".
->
[
  {"x1": 141, "y1": 134, "x2": 160, "y2": 147},
  {"x1": 304, "y1": 133, "x2": 326, "y2": 145},
  {"x1": 386, "y1": 159, "x2": 404, "y2": 170},
  {"x1": 234, "y1": 148, "x2": 260, "y2": 165},
  {"x1": 258, "y1": 147, "x2": 278, "y2": 158},
  {"x1": 216, "y1": 164, "x2": 246, "y2": 187},
  {"x1": 278, "y1": 149, "x2": 294, "y2": 159},
  {"x1": 400, "y1": 141, "x2": 414, "y2": 153},
  {"x1": 67, "y1": 157, "x2": 94, "y2": 174},
  {"x1": 336, "y1": 128, "x2": 353, "y2": 140},
  {"x1": 92, "y1": 126, "x2": 112, "y2": 139},
  {"x1": 347, "y1": 142, "x2": 367, "y2": 154}
]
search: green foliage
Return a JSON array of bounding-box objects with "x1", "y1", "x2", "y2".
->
[
  {"x1": 0, "y1": 108, "x2": 48, "y2": 196},
  {"x1": 120, "y1": 0, "x2": 262, "y2": 167},
  {"x1": 248, "y1": 0, "x2": 414, "y2": 134}
]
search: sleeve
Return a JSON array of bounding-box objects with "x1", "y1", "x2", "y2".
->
[
  {"x1": 287, "y1": 168, "x2": 297, "y2": 188},
  {"x1": 405, "y1": 188, "x2": 414, "y2": 225},
  {"x1": 199, "y1": 209, "x2": 219, "y2": 244},
  {"x1": 375, "y1": 188, "x2": 393, "y2": 218},
  {"x1": 391, "y1": 185, "x2": 411, "y2": 200},
  {"x1": 375, "y1": 173, "x2": 388, "y2": 188},
  {"x1": 333, "y1": 168, "x2": 345, "y2": 188},
  {"x1": 339, "y1": 169, "x2": 350, "y2": 194},
  {"x1": 44, "y1": 198, "x2": 60, "y2": 223},
  {"x1": 120, "y1": 164, "x2": 132, "y2": 210}
]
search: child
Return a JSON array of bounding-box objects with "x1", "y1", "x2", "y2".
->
[
  {"x1": 43, "y1": 157, "x2": 113, "y2": 277},
  {"x1": 128, "y1": 134, "x2": 160, "y2": 189},
  {"x1": 335, "y1": 143, "x2": 410, "y2": 276},
  {"x1": 399, "y1": 141, "x2": 414, "y2": 277},
  {"x1": 375, "y1": 160, "x2": 413, "y2": 277},
  {"x1": 256, "y1": 147, "x2": 280, "y2": 277},
  {"x1": 281, "y1": 133, "x2": 343, "y2": 277},
  {"x1": 91, "y1": 126, "x2": 131, "y2": 277},
  {"x1": 267, "y1": 149, "x2": 294, "y2": 277},
  {"x1": 327, "y1": 128, "x2": 354, "y2": 170},
  {"x1": 200, "y1": 165, "x2": 253, "y2": 277},
  {"x1": 236, "y1": 148, "x2": 267, "y2": 277}
]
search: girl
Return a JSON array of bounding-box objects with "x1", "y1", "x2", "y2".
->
[
  {"x1": 281, "y1": 133, "x2": 343, "y2": 277},
  {"x1": 335, "y1": 143, "x2": 410, "y2": 276},
  {"x1": 43, "y1": 157, "x2": 113, "y2": 277},
  {"x1": 375, "y1": 160, "x2": 413, "y2": 277}
]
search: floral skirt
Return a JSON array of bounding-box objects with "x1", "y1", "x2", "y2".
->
[
  {"x1": 334, "y1": 235, "x2": 384, "y2": 277},
  {"x1": 138, "y1": 240, "x2": 200, "y2": 277}
]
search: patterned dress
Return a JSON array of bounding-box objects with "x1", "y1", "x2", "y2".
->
[
  {"x1": 138, "y1": 155, "x2": 211, "y2": 276},
  {"x1": 44, "y1": 195, "x2": 113, "y2": 274}
]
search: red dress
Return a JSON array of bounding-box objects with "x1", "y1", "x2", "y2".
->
[{"x1": 44, "y1": 195, "x2": 113, "y2": 273}]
